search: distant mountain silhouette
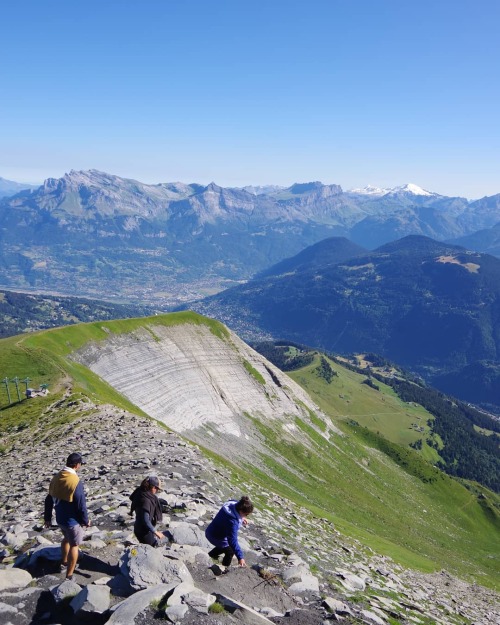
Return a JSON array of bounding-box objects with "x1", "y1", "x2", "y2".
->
[
  {"x1": 1, "y1": 170, "x2": 499, "y2": 305},
  {"x1": 0, "y1": 176, "x2": 37, "y2": 198},
  {"x1": 256, "y1": 237, "x2": 367, "y2": 278},
  {"x1": 451, "y1": 219, "x2": 500, "y2": 258},
  {"x1": 189, "y1": 235, "x2": 500, "y2": 410}
]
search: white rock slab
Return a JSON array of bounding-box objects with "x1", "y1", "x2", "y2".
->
[{"x1": 0, "y1": 569, "x2": 32, "y2": 591}]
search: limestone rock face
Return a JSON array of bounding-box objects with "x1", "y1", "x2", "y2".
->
[{"x1": 72, "y1": 322, "x2": 334, "y2": 457}]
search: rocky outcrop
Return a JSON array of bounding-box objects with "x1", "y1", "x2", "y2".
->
[
  {"x1": 0, "y1": 400, "x2": 498, "y2": 625},
  {"x1": 71, "y1": 321, "x2": 338, "y2": 461}
]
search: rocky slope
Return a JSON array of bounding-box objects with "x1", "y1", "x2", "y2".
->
[
  {"x1": 0, "y1": 395, "x2": 498, "y2": 625},
  {"x1": 70, "y1": 321, "x2": 334, "y2": 460}
]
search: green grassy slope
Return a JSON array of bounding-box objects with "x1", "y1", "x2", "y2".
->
[{"x1": 0, "y1": 316, "x2": 498, "y2": 588}]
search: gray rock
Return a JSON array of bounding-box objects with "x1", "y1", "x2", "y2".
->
[
  {"x1": 107, "y1": 583, "x2": 177, "y2": 625},
  {"x1": 360, "y1": 608, "x2": 387, "y2": 624},
  {"x1": 85, "y1": 537, "x2": 107, "y2": 549},
  {"x1": 182, "y1": 589, "x2": 216, "y2": 613},
  {"x1": 108, "y1": 573, "x2": 135, "y2": 597},
  {"x1": 169, "y1": 522, "x2": 211, "y2": 548},
  {"x1": 2, "y1": 531, "x2": 29, "y2": 549},
  {"x1": 165, "y1": 603, "x2": 189, "y2": 622},
  {"x1": 168, "y1": 543, "x2": 211, "y2": 565},
  {"x1": 287, "y1": 574, "x2": 320, "y2": 594},
  {"x1": 120, "y1": 545, "x2": 193, "y2": 591},
  {"x1": 26, "y1": 544, "x2": 61, "y2": 567},
  {"x1": 50, "y1": 579, "x2": 82, "y2": 603},
  {"x1": 217, "y1": 594, "x2": 276, "y2": 624},
  {"x1": 337, "y1": 571, "x2": 366, "y2": 591},
  {"x1": 165, "y1": 580, "x2": 196, "y2": 606},
  {"x1": 260, "y1": 607, "x2": 284, "y2": 617},
  {"x1": 322, "y1": 597, "x2": 353, "y2": 615},
  {"x1": 70, "y1": 584, "x2": 111, "y2": 618},
  {"x1": 0, "y1": 568, "x2": 32, "y2": 591},
  {"x1": 0, "y1": 601, "x2": 18, "y2": 615},
  {"x1": 282, "y1": 565, "x2": 308, "y2": 584}
]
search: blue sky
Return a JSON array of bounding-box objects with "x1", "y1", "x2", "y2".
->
[{"x1": 1, "y1": 0, "x2": 499, "y2": 198}]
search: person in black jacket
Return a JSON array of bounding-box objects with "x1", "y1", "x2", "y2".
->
[{"x1": 129, "y1": 476, "x2": 164, "y2": 547}]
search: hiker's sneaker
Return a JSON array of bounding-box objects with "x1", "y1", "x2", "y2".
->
[
  {"x1": 60, "y1": 562, "x2": 67, "y2": 571},
  {"x1": 65, "y1": 575, "x2": 74, "y2": 581}
]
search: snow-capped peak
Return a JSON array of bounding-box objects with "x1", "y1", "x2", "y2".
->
[
  {"x1": 389, "y1": 183, "x2": 434, "y2": 197},
  {"x1": 346, "y1": 185, "x2": 390, "y2": 196}
]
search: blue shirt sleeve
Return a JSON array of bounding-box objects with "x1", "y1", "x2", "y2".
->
[
  {"x1": 73, "y1": 480, "x2": 89, "y2": 526},
  {"x1": 227, "y1": 517, "x2": 243, "y2": 561},
  {"x1": 143, "y1": 512, "x2": 157, "y2": 533}
]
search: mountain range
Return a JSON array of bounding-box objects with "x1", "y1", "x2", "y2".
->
[
  {"x1": 186, "y1": 235, "x2": 500, "y2": 412},
  {"x1": 1, "y1": 169, "x2": 500, "y2": 305},
  {"x1": 0, "y1": 176, "x2": 37, "y2": 198}
]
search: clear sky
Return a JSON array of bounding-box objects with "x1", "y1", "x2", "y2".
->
[{"x1": 1, "y1": 0, "x2": 499, "y2": 198}]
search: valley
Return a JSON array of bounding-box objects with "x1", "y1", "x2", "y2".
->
[{"x1": 1, "y1": 170, "x2": 500, "y2": 306}]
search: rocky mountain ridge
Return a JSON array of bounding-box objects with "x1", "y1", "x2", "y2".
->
[
  {"x1": 0, "y1": 176, "x2": 37, "y2": 199},
  {"x1": 1, "y1": 170, "x2": 499, "y2": 305},
  {"x1": 68, "y1": 320, "x2": 330, "y2": 459},
  {"x1": 0, "y1": 397, "x2": 498, "y2": 625}
]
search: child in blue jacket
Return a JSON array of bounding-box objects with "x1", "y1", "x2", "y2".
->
[{"x1": 205, "y1": 496, "x2": 254, "y2": 567}]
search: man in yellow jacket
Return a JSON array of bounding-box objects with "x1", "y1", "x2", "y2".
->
[{"x1": 44, "y1": 453, "x2": 90, "y2": 580}]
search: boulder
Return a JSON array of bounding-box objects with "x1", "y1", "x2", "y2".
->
[
  {"x1": 287, "y1": 573, "x2": 319, "y2": 594},
  {"x1": 282, "y1": 564, "x2": 309, "y2": 584},
  {"x1": 26, "y1": 544, "x2": 61, "y2": 567},
  {"x1": 164, "y1": 604, "x2": 189, "y2": 622},
  {"x1": 120, "y1": 544, "x2": 193, "y2": 591},
  {"x1": 2, "y1": 531, "x2": 29, "y2": 550},
  {"x1": 0, "y1": 568, "x2": 32, "y2": 591},
  {"x1": 0, "y1": 601, "x2": 18, "y2": 615},
  {"x1": 70, "y1": 584, "x2": 111, "y2": 618},
  {"x1": 168, "y1": 522, "x2": 211, "y2": 548},
  {"x1": 337, "y1": 570, "x2": 366, "y2": 591},
  {"x1": 50, "y1": 578, "x2": 82, "y2": 603},
  {"x1": 322, "y1": 597, "x2": 353, "y2": 615},
  {"x1": 360, "y1": 609, "x2": 387, "y2": 625},
  {"x1": 107, "y1": 583, "x2": 177, "y2": 625},
  {"x1": 182, "y1": 589, "x2": 216, "y2": 613},
  {"x1": 168, "y1": 543, "x2": 211, "y2": 565},
  {"x1": 164, "y1": 580, "x2": 196, "y2": 606}
]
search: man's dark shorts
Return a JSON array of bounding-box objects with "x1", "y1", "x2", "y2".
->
[{"x1": 59, "y1": 524, "x2": 84, "y2": 546}]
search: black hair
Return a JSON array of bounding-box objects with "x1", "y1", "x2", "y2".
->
[{"x1": 235, "y1": 495, "x2": 254, "y2": 515}]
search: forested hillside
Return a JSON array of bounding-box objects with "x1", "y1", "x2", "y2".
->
[
  {"x1": 191, "y1": 236, "x2": 500, "y2": 411},
  {"x1": 253, "y1": 341, "x2": 500, "y2": 493},
  {"x1": 0, "y1": 289, "x2": 154, "y2": 338}
]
